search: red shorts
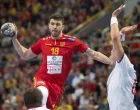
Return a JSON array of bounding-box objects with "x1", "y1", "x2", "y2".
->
[{"x1": 33, "y1": 77, "x2": 63, "y2": 109}]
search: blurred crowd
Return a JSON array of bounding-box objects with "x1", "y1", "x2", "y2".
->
[
  {"x1": 0, "y1": 0, "x2": 109, "y2": 45},
  {"x1": 0, "y1": 0, "x2": 140, "y2": 110}
]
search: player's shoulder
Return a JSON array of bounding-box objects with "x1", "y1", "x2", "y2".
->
[
  {"x1": 63, "y1": 34, "x2": 77, "y2": 42},
  {"x1": 117, "y1": 54, "x2": 131, "y2": 64},
  {"x1": 63, "y1": 34, "x2": 76, "y2": 38},
  {"x1": 116, "y1": 54, "x2": 135, "y2": 72},
  {"x1": 40, "y1": 36, "x2": 52, "y2": 41}
]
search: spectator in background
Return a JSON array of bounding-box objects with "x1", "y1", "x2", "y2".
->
[{"x1": 57, "y1": 95, "x2": 73, "y2": 110}]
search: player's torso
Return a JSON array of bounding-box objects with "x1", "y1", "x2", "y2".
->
[
  {"x1": 107, "y1": 67, "x2": 120, "y2": 107},
  {"x1": 107, "y1": 64, "x2": 137, "y2": 110},
  {"x1": 36, "y1": 35, "x2": 78, "y2": 84},
  {"x1": 41, "y1": 37, "x2": 74, "y2": 72}
]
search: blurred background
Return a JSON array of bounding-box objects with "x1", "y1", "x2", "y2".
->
[{"x1": 0, "y1": 0, "x2": 139, "y2": 110}]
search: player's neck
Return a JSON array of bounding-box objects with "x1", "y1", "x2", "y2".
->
[{"x1": 51, "y1": 33, "x2": 63, "y2": 40}]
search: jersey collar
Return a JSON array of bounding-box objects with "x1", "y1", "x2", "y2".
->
[{"x1": 51, "y1": 33, "x2": 64, "y2": 40}]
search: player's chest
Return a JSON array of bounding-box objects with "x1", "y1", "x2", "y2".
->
[{"x1": 41, "y1": 40, "x2": 74, "y2": 56}]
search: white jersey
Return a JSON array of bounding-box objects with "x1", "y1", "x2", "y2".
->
[
  {"x1": 28, "y1": 107, "x2": 50, "y2": 110},
  {"x1": 107, "y1": 54, "x2": 137, "y2": 110}
]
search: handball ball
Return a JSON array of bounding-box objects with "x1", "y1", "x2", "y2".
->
[{"x1": 1, "y1": 23, "x2": 16, "y2": 38}]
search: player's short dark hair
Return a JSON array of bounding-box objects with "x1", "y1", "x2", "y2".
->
[
  {"x1": 122, "y1": 44, "x2": 130, "y2": 58},
  {"x1": 24, "y1": 87, "x2": 43, "y2": 108},
  {"x1": 49, "y1": 13, "x2": 64, "y2": 24}
]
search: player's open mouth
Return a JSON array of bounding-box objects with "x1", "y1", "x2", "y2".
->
[{"x1": 52, "y1": 30, "x2": 57, "y2": 34}]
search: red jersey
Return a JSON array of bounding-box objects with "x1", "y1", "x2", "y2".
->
[{"x1": 31, "y1": 33, "x2": 88, "y2": 87}]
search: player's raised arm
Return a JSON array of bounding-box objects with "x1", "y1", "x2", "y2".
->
[
  {"x1": 110, "y1": 5, "x2": 126, "y2": 62},
  {"x1": 11, "y1": 25, "x2": 37, "y2": 60},
  {"x1": 85, "y1": 48, "x2": 112, "y2": 65},
  {"x1": 110, "y1": 4, "x2": 137, "y2": 62}
]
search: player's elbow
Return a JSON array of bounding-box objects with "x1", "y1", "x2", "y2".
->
[
  {"x1": 111, "y1": 32, "x2": 120, "y2": 41},
  {"x1": 21, "y1": 54, "x2": 30, "y2": 60},
  {"x1": 93, "y1": 51, "x2": 99, "y2": 59},
  {"x1": 21, "y1": 49, "x2": 35, "y2": 60},
  {"x1": 111, "y1": 34, "x2": 119, "y2": 41}
]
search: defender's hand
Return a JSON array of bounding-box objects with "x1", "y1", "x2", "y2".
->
[
  {"x1": 121, "y1": 25, "x2": 138, "y2": 34},
  {"x1": 112, "y1": 4, "x2": 126, "y2": 17}
]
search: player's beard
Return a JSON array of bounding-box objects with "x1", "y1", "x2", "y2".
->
[{"x1": 51, "y1": 30, "x2": 61, "y2": 38}]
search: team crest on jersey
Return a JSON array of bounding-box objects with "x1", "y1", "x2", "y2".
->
[{"x1": 60, "y1": 42, "x2": 65, "y2": 46}]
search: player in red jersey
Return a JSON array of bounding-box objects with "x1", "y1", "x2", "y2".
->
[{"x1": 11, "y1": 13, "x2": 111, "y2": 109}]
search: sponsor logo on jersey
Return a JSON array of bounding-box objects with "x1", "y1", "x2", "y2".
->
[
  {"x1": 52, "y1": 56, "x2": 57, "y2": 60},
  {"x1": 47, "y1": 56, "x2": 63, "y2": 74}
]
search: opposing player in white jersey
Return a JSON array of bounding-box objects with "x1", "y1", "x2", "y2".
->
[
  {"x1": 107, "y1": 4, "x2": 138, "y2": 110},
  {"x1": 24, "y1": 87, "x2": 50, "y2": 110}
]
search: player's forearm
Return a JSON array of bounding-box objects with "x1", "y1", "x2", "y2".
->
[
  {"x1": 12, "y1": 38, "x2": 29, "y2": 60},
  {"x1": 93, "y1": 51, "x2": 112, "y2": 64},
  {"x1": 111, "y1": 18, "x2": 120, "y2": 41},
  {"x1": 111, "y1": 4, "x2": 126, "y2": 40},
  {"x1": 86, "y1": 48, "x2": 112, "y2": 65}
]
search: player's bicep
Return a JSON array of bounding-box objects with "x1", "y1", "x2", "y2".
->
[
  {"x1": 28, "y1": 48, "x2": 37, "y2": 58},
  {"x1": 23, "y1": 48, "x2": 37, "y2": 60}
]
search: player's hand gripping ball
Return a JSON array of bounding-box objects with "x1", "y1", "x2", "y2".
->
[{"x1": 1, "y1": 23, "x2": 16, "y2": 38}]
